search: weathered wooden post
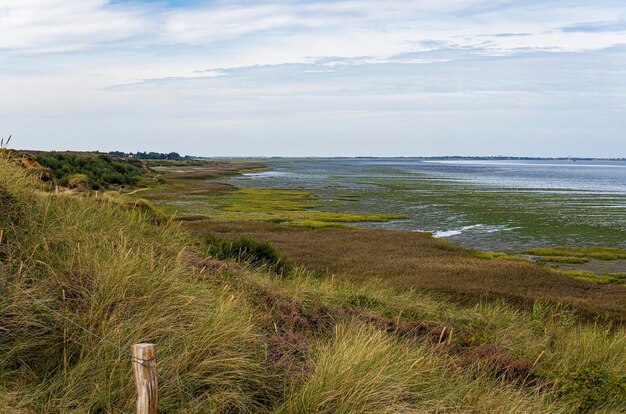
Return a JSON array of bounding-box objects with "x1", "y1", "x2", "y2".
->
[{"x1": 132, "y1": 343, "x2": 158, "y2": 414}]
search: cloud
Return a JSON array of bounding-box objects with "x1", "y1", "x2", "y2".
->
[
  {"x1": 2, "y1": 0, "x2": 625, "y2": 56},
  {"x1": 1, "y1": 0, "x2": 625, "y2": 156},
  {"x1": 560, "y1": 19, "x2": 626, "y2": 33},
  {"x1": 0, "y1": 0, "x2": 151, "y2": 53}
]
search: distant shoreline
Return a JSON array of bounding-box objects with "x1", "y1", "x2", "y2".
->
[
  {"x1": 10, "y1": 149, "x2": 626, "y2": 162},
  {"x1": 214, "y1": 155, "x2": 626, "y2": 161}
]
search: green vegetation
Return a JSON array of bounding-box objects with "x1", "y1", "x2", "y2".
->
[
  {"x1": 471, "y1": 250, "x2": 530, "y2": 262},
  {"x1": 4, "y1": 156, "x2": 626, "y2": 412},
  {"x1": 109, "y1": 151, "x2": 187, "y2": 160},
  {"x1": 130, "y1": 164, "x2": 406, "y2": 228},
  {"x1": 547, "y1": 268, "x2": 626, "y2": 286},
  {"x1": 152, "y1": 185, "x2": 406, "y2": 228},
  {"x1": 204, "y1": 235, "x2": 293, "y2": 273},
  {"x1": 523, "y1": 247, "x2": 626, "y2": 261},
  {"x1": 35, "y1": 152, "x2": 143, "y2": 190},
  {"x1": 561, "y1": 366, "x2": 626, "y2": 412},
  {"x1": 538, "y1": 256, "x2": 590, "y2": 264}
]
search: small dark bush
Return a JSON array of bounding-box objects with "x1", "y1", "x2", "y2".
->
[
  {"x1": 205, "y1": 236, "x2": 292, "y2": 273},
  {"x1": 561, "y1": 366, "x2": 626, "y2": 412}
]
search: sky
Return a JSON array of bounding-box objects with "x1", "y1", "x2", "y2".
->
[{"x1": 1, "y1": 0, "x2": 625, "y2": 157}]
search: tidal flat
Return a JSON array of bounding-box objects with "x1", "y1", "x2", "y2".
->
[{"x1": 228, "y1": 158, "x2": 626, "y2": 251}]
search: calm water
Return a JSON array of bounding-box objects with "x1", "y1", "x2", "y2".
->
[{"x1": 228, "y1": 159, "x2": 626, "y2": 250}]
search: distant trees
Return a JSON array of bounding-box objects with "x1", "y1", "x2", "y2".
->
[
  {"x1": 109, "y1": 151, "x2": 186, "y2": 160},
  {"x1": 36, "y1": 153, "x2": 142, "y2": 190}
]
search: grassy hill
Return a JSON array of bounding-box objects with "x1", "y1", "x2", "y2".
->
[{"x1": 1, "y1": 155, "x2": 626, "y2": 413}]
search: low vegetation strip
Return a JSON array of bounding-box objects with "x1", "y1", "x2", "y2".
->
[{"x1": 522, "y1": 247, "x2": 626, "y2": 261}]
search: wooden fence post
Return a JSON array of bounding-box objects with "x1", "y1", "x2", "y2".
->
[{"x1": 132, "y1": 343, "x2": 158, "y2": 414}]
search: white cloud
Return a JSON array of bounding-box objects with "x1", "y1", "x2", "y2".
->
[
  {"x1": 0, "y1": 0, "x2": 148, "y2": 53},
  {"x1": 1, "y1": 0, "x2": 624, "y2": 55}
]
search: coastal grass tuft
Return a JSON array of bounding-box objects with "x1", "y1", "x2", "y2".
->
[
  {"x1": 538, "y1": 256, "x2": 590, "y2": 264},
  {"x1": 547, "y1": 268, "x2": 626, "y2": 285},
  {"x1": 0, "y1": 157, "x2": 275, "y2": 413}
]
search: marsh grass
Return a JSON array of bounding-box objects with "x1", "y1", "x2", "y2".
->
[
  {"x1": 547, "y1": 268, "x2": 626, "y2": 285},
  {"x1": 188, "y1": 221, "x2": 626, "y2": 322},
  {"x1": 523, "y1": 247, "x2": 626, "y2": 261},
  {"x1": 159, "y1": 187, "x2": 406, "y2": 228},
  {"x1": 538, "y1": 256, "x2": 590, "y2": 264}
]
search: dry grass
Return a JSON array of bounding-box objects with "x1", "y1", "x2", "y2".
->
[
  {"x1": 275, "y1": 324, "x2": 563, "y2": 414},
  {"x1": 0, "y1": 158, "x2": 276, "y2": 413}
]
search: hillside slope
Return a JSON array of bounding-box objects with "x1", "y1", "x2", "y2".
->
[{"x1": 1, "y1": 156, "x2": 626, "y2": 413}]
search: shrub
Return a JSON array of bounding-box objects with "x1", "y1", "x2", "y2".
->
[
  {"x1": 35, "y1": 152, "x2": 142, "y2": 190},
  {"x1": 562, "y1": 366, "x2": 626, "y2": 412},
  {"x1": 205, "y1": 236, "x2": 292, "y2": 273}
]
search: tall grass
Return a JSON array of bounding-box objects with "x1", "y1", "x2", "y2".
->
[
  {"x1": 277, "y1": 324, "x2": 561, "y2": 414},
  {"x1": 0, "y1": 158, "x2": 274, "y2": 412},
  {"x1": 230, "y1": 267, "x2": 626, "y2": 413}
]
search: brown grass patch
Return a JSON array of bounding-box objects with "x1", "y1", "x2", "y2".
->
[
  {"x1": 20, "y1": 158, "x2": 42, "y2": 169},
  {"x1": 267, "y1": 331, "x2": 310, "y2": 383},
  {"x1": 254, "y1": 290, "x2": 337, "y2": 336},
  {"x1": 460, "y1": 344, "x2": 539, "y2": 385},
  {"x1": 184, "y1": 221, "x2": 626, "y2": 322}
]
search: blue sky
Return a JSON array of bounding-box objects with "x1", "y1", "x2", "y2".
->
[{"x1": 1, "y1": 0, "x2": 625, "y2": 157}]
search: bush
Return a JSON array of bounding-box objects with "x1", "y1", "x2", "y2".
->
[
  {"x1": 205, "y1": 236, "x2": 292, "y2": 273},
  {"x1": 562, "y1": 366, "x2": 626, "y2": 412},
  {"x1": 35, "y1": 153, "x2": 142, "y2": 190}
]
